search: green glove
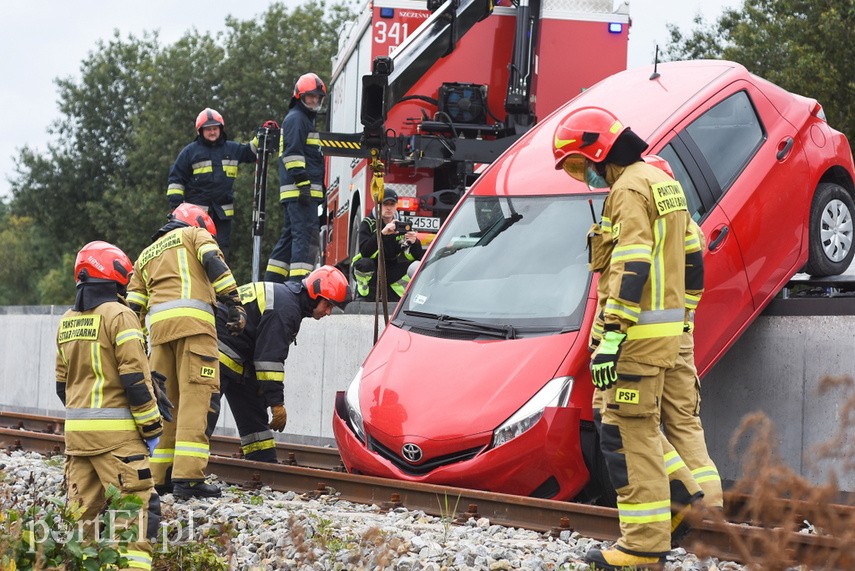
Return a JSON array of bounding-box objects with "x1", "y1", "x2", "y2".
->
[{"x1": 590, "y1": 330, "x2": 626, "y2": 390}]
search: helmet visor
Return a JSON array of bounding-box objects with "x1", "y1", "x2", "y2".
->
[{"x1": 561, "y1": 155, "x2": 587, "y2": 182}]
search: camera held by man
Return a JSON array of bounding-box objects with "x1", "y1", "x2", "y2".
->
[{"x1": 394, "y1": 220, "x2": 412, "y2": 234}]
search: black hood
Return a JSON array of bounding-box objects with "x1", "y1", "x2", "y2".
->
[
  {"x1": 151, "y1": 219, "x2": 190, "y2": 242},
  {"x1": 605, "y1": 128, "x2": 649, "y2": 167},
  {"x1": 74, "y1": 281, "x2": 123, "y2": 311}
]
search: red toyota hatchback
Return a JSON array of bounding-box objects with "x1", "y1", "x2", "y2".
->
[{"x1": 332, "y1": 60, "x2": 855, "y2": 501}]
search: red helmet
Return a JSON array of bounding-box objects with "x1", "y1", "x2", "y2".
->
[
  {"x1": 293, "y1": 73, "x2": 327, "y2": 100},
  {"x1": 553, "y1": 107, "x2": 628, "y2": 177},
  {"x1": 75, "y1": 241, "x2": 133, "y2": 286},
  {"x1": 643, "y1": 154, "x2": 675, "y2": 178},
  {"x1": 195, "y1": 108, "x2": 225, "y2": 132},
  {"x1": 171, "y1": 203, "x2": 217, "y2": 237},
  {"x1": 304, "y1": 265, "x2": 351, "y2": 309}
]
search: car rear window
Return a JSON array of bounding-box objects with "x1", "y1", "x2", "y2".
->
[{"x1": 684, "y1": 90, "x2": 764, "y2": 191}]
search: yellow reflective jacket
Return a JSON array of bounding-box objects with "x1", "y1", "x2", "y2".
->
[
  {"x1": 126, "y1": 226, "x2": 238, "y2": 346},
  {"x1": 588, "y1": 161, "x2": 693, "y2": 369},
  {"x1": 56, "y1": 300, "x2": 162, "y2": 455}
]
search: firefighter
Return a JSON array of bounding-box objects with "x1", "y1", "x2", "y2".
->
[
  {"x1": 265, "y1": 73, "x2": 327, "y2": 284},
  {"x1": 57, "y1": 241, "x2": 164, "y2": 570},
  {"x1": 642, "y1": 155, "x2": 724, "y2": 518},
  {"x1": 352, "y1": 188, "x2": 424, "y2": 301},
  {"x1": 126, "y1": 204, "x2": 246, "y2": 499},
  {"x1": 664, "y1": 220, "x2": 724, "y2": 512},
  {"x1": 554, "y1": 107, "x2": 702, "y2": 569},
  {"x1": 214, "y1": 266, "x2": 351, "y2": 461},
  {"x1": 166, "y1": 108, "x2": 258, "y2": 261}
]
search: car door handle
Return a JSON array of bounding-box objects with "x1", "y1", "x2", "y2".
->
[
  {"x1": 708, "y1": 225, "x2": 729, "y2": 251},
  {"x1": 777, "y1": 137, "x2": 794, "y2": 160}
]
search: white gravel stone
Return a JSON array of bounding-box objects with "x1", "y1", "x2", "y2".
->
[{"x1": 0, "y1": 451, "x2": 751, "y2": 571}]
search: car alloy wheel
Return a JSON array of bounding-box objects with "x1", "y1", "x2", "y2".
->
[{"x1": 805, "y1": 182, "x2": 855, "y2": 276}]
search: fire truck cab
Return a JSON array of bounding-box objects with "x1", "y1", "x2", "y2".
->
[{"x1": 322, "y1": 0, "x2": 630, "y2": 271}]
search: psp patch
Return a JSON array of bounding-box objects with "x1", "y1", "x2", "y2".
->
[
  {"x1": 615, "y1": 388, "x2": 640, "y2": 405},
  {"x1": 200, "y1": 366, "x2": 216, "y2": 378}
]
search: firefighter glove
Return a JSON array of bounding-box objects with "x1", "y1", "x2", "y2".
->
[
  {"x1": 226, "y1": 303, "x2": 247, "y2": 335},
  {"x1": 270, "y1": 404, "x2": 287, "y2": 432},
  {"x1": 145, "y1": 436, "x2": 160, "y2": 457},
  {"x1": 590, "y1": 330, "x2": 626, "y2": 390},
  {"x1": 150, "y1": 370, "x2": 175, "y2": 423},
  {"x1": 298, "y1": 185, "x2": 311, "y2": 207}
]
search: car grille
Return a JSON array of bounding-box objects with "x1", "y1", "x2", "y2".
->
[{"x1": 368, "y1": 436, "x2": 483, "y2": 476}]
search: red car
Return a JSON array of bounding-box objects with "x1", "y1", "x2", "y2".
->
[{"x1": 332, "y1": 60, "x2": 855, "y2": 501}]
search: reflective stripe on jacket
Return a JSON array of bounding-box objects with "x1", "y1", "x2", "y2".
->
[
  {"x1": 216, "y1": 281, "x2": 314, "y2": 406},
  {"x1": 127, "y1": 226, "x2": 237, "y2": 346},
  {"x1": 166, "y1": 137, "x2": 256, "y2": 218},
  {"x1": 278, "y1": 106, "x2": 324, "y2": 202},
  {"x1": 595, "y1": 161, "x2": 692, "y2": 368},
  {"x1": 56, "y1": 302, "x2": 162, "y2": 455}
]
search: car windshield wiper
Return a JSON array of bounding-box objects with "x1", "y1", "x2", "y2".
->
[
  {"x1": 435, "y1": 314, "x2": 517, "y2": 340},
  {"x1": 401, "y1": 309, "x2": 443, "y2": 319},
  {"x1": 401, "y1": 310, "x2": 517, "y2": 339}
]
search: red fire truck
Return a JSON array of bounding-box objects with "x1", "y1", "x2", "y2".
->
[{"x1": 320, "y1": 0, "x2": 630, "y2": 269}]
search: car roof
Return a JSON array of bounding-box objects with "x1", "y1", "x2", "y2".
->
[{"x1": 472, "y1": 60, "x2": 747, "y2": 198}]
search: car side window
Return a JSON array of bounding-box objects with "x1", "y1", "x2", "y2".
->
[
  {"x1": 657, "y1": 144, "x2": 704, "y2": 222},
  {"x1": 684, "y1": 90, "x2": 764, "y2": 191}
]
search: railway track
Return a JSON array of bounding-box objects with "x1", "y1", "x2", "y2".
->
[{"x1": 2, "y1": 410, "x2": 852, "y2": 569}]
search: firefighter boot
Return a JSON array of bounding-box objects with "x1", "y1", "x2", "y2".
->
[
  {"x1": 154, "y1": 466, "x2": 173, "y2": 495},
  {"x1": 173, "y1": 480, "x2": 222, "y2": 499},
  {"x1": 585, "y1": 546, "x2": 666, "y2": 570},
  {"x1": 671, "y1": 492, "x2": 704, "y2": 546}
]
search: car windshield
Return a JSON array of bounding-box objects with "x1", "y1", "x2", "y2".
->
[{"x1": 397, "y1": 194, "x2": 605, "y2": 335}]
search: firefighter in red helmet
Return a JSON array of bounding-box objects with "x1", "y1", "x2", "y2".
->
[
  {"x1": 166, "y1": 107, "x2": 258, "y2": 261},
  {"x1": 213, "y1": 265, "x2": 351, "y2": 462},
  {"x1": 126, "y1": 205, "x2": 246, "y2": 499},
  {"x1": 554, "y1": 107, "x2": 705, "y2": 570},
  {"x1": 265, "y1": 73, "x2": 328, "y2": 283},
  {"x1": 57, "y1": 241, "x2": 167, "y2": 570}
]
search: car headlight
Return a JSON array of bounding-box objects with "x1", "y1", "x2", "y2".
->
[
  {"x1": 491, "y1": 376, "x2": 573, "y2": 448},
  {"x1": 345, "y1": 367, "x2": 366, "y2": 443}
]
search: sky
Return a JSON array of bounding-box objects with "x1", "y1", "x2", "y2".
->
[{"x1": 0, "y1": 0, "x2": 738, "y2": 199}]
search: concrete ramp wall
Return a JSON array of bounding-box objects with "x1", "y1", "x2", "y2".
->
[{"x1": 1, "y1": 303, "x2": 852, "y2": 491}]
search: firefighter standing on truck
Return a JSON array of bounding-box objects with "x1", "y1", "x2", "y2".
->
[
  {"x1": 214, "y1": 266, "x2": 351, "y2": 462},
  {"x1": 553, "y1": 107, "x2": 702, "y2": 570},
  {"x1": 265, "y1": 73, "x2": 327, "y2": 284},
  {"x1": 126, "y1": 204, "x2": 246, "y2": 499},
  {"x1": 352, "y1": 188, "x2": 424, "y2": 301},
  {"x1": 166, "y1": 108, "x2": 258, "y2": 262},
  {"x1": 57, "y1": 241, "x2": 164, "y2": 571}
]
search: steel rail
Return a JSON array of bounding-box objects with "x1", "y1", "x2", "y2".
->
[
  {"x1": 0, "y1": 410, "x2": 342, "y2": 471},
  {"x1": 2, "y1": 416, "x2": 853, "y2": 568}
]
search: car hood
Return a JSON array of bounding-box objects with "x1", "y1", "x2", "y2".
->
[{"x1": 360, "y1": 325, "x2": 580, "y2": 441}]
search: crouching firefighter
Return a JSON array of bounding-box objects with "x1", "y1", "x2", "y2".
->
[
  {"x1": 213, "y1": 265, "x2": 351, "y2": 461},
  {"x1": 126, "y1": 204, "x2": 247, "y2": 499},
  {"x1": 56, "y1": 241, "x2": 169, "y2": 571}
]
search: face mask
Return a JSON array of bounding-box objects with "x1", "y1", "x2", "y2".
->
[{"x1": 585, "y1": 163, "x2": 609, "y2": 189}]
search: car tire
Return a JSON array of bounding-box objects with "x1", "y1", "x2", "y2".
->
[{"x1": 804, "y1": 182, "x2": 855, "y2": 276}]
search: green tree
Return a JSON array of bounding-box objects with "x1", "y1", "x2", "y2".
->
[
  {"x1": 664, "y1": 0, "x2": 855, "y2": 140},
  {"x1": 5, "y1": 1, "x2": 354, "y2": 304}
]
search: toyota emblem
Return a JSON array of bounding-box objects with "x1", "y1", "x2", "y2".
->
[{"x1": 401, "y1": 443, "x2": 423, "y2": 463}]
